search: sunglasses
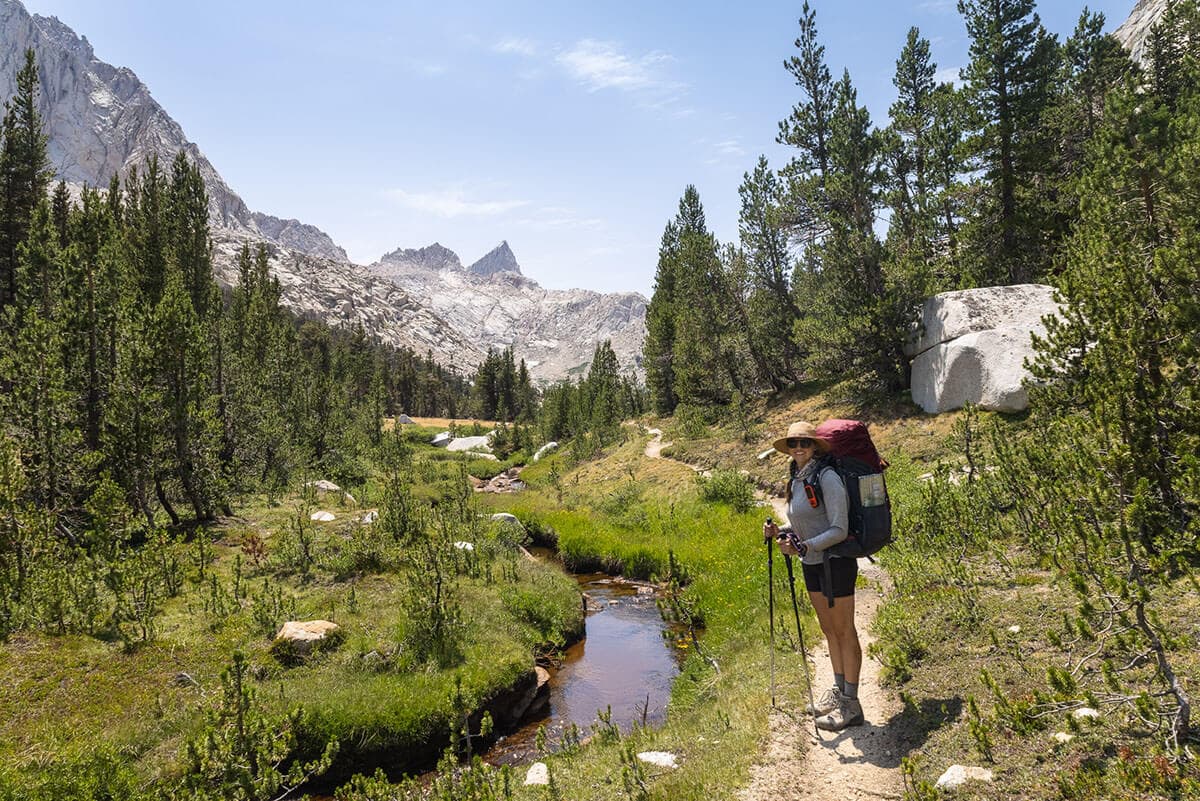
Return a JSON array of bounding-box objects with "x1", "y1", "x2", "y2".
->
[{"x1": 786, "y1": 437, "x2": 816, "y2": 449}]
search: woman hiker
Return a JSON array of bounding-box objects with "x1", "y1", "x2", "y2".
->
[{"x1": 762, "y1": 421, "x2": 864, "y2": 731}]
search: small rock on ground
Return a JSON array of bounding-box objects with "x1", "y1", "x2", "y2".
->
[
  {"x1": 637, "y1": 751, "x2": 678, "y2": 769},
  {"x1": 524, "y1": 762, "x2": 549, "y2": 785},
  {"x1": 935, "y1": 765, "x2": 994, "y2": 789}
]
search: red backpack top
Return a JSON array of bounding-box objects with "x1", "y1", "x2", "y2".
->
[{"x1": 815, "y1": 419, "x2": 888, "y2": 473}]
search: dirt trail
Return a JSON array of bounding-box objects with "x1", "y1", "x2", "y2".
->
[
  {"x1": 643, "y1": 427, "x2": 671, "y2": 460},
  {"x1": 644, "y1": 427, "x2": 905, "y2": 801}
]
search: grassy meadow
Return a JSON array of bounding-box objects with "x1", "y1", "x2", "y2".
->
[{"x1": 3, "y1": 396, "x2": 1196, "y2": 801}]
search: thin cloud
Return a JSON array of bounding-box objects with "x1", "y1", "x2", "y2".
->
[
  {"x1": 698, "y1": 137, "x2": 747, "y2": 165},
  {"x1": 408, "y1": 60, "x2": 448, "y2": 77},
  {"x1": 934, "y1": 66, "x2": 962, "y2": 87},
  {"x1": 385, "y1": 187, "x2": 529, "y2": 218},
  {"x1": 557, "y1": 39, "x2": 681, "y2": 94},
  {"x1": 918, "y1": 0, "x2": 958, "y2": 13},
  {"x1": 714, "y1": 139, "x2": 746, "y2": 157},
  {"x1": 516, "y1": 206, "x2": 605, "y2": 231},
  {"x1": 494, "y1": 37, "x2": 538, "y2": 57}
]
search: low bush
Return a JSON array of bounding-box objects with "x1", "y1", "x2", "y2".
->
[{"x1": 695, "y1": 469, "x2": 756, "y2": 513}]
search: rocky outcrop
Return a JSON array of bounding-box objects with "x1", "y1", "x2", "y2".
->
[
  {"x1": 249, "y1": 212, "x2": 347, "y2": 262},
  {"x1": 379, "y1": 242, "x2": 463, "y2": 272},
  {"x1": 467, "y1": 241, "x2": 521, "y2": 277},
  {"x1": 1113, "y1": 0, "x2": 1169, "y2": 66},
  {"x1": 372, "y1": 242, "x2": 647, "y2": 382},
  {"x1": 907, "y1": 284, "x2": 1060, "y2": 414},
  {"x1": 209, "y1": 230, "x2": 485, "y2": 367}
]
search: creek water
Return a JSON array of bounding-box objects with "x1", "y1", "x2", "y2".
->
[
  {"x1": 481, "y1": 568, "x2": 687, "y2": 766},
  {"x1": 309, "y1": 560, "x2": 686, "y2": 798}
]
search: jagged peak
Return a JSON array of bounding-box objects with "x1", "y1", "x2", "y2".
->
[
  {"x1": 467, "y1": 240, "x2": 521, "y2": 277},
  {"x1": 379, "y1": 242, "x2": 463, "y2": 271}
]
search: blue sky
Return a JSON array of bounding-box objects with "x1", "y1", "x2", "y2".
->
[{"x1": 22, "y1": 0, "x2": 1135, "y2": 296}]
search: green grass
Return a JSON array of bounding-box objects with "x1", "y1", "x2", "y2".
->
[{"x1": 0, "y1": 444, "x2": 586, "y2": 798}]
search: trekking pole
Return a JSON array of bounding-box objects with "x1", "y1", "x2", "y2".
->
[
  {"x1": 783, "y1": 553, "x2": 820, "y2": 736},
  {"x1": 766, "y1": 528, "x2": 777, "y2": 708}
]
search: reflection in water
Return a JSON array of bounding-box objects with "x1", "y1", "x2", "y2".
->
[{"x1": 484, "y1": 572, "x2": 686, "y2": 766}]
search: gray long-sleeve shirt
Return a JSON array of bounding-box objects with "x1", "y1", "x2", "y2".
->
[{"x1": 785, "y1": 466, "x2": 849, "y2": 566}]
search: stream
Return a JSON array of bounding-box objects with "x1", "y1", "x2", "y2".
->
[
  {"x1": 481, "y1": 564, "x2": 687, "y2": 766},
  {"x1": 310, "y1": 557, "x2": 687, "y2": 798}
]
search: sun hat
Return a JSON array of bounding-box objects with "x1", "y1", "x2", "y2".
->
[{"x1": 771, "y1": 421, "x2": 830, "y2": 456}]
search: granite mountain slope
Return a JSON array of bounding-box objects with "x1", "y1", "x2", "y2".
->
[{"x1": 373, "y1": 243, "x2": 646, "y2": 380}]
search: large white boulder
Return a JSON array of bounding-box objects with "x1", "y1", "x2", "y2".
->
[
  {"x1": 908, "y1": 284, "x2": 1060, "y2": 414},
  {"x1": 446, "y1": 435, "x2": 492, "y2": 453}
]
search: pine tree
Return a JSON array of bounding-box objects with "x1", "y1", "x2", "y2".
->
[
  {"x1": 667, "y1": 186, "x2": 730, "y2": 409},
  {"x1": 0, "y1": 204, "x2": 83, "y2": 510},
  {"x1": 582, "y1": 340, "x2": 623, "y2": 444},
  {"x1": 642, "y1": 220, "x2": 679, "y2": 415},
  {"x1": 796, "y1": 72, "x2": 905, "y2": 390},
  {"x1": 736, "y1": 156, "x2": 803, "y2": 390},
  {"x1": 1010, "y1": 40, "x2": 1200, "y2": 740},
  {"x1": 885, "y1": 28, "x2": 939, "y2": 264},
  {"x1": 153, "y1": 269, "x2": 220, "y2": 521},
  {"x1": 166, "y1": 152, "x2": 217, "y2": 320},
  {"x1": 777, "y1": 1, "x2": 835, "y2": 244},
  {"x1": 1036, "y1": 10, "x2": 1135, "y2": 277},
  {"x1": 0, "y1": 49, "x2": 52, "y2": 312},
  {"x1": 956, "y1": 0, "x2": 1060, "y2": 285}
]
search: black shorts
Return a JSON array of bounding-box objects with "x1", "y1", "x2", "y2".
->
[{"x1": 802, "y1": 557, "x2": 858, "y2": 598}]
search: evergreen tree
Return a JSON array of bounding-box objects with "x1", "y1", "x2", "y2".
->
[
  {"x1": 0, "y1": 49, "x2": 52, "y2": 311},
  {"x1": 582, "y1": 340, "x2": 623, "y2": 443},
  {"x1": 882, "y1": 27, "x2": 954, "y2": 310},
  {"x1": 998, "y1": 50, "x2": 1200, "y2": 739},
  {"x1": 777, "y1": 1, "x2": 835, "y2": 245},
  {"x1": 668, "y1": 186, "x2": 731, "y2": 409},
  {"x1": 166, "y1": 152, "x2": 217, "y2": 320},
  {"x1": 153, "y1": 269, "x2": 221, "y2": 521},
  {"x1": 956, "y1": 0, "x2": 1060, "y2": 285},
  {"x1": 797, "y1": 72, "x2": 912, "y2": 391},
  {"x1": 642, "y1": 220, "x2": 679, "y2": 415},
  {"x1": 885, "y1": 29, "x2": 939, "y2": 265},
  {"x1": 736, "y1": 156, "x2": 803, "y2": 390},
  {"x1": 1035, "y1": 9, "x2": 1135, "y2": 275},
  {"x1": 926, "y1": 83, "x2": 969, "y2": 284},
  {"x1": 0, "y1": 204, "x2": 81, "y2": 511}
]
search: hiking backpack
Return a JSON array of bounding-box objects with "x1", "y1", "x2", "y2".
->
[{"x1": 792, "y1": 419, "x2": 892, "y2": 559}]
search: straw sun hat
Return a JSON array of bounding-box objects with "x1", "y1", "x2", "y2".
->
[{"x1": 771, "y1": 421, "x2": 830, "y2": 456}]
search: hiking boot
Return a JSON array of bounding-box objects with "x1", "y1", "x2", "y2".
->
[
  {"x1": 805, "y1": 685, "x2": 843, "y2": 716},
  {"x1": 816, "y1": 696, "x2": 864, "y2": 731}
]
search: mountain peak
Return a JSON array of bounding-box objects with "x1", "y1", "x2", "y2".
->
[
  {"x1": 467, "y1": 241, "x2": 521, "y2": 277},
  {"x1": 379, "y1": 242, "x2": 463, "y2": 271}
]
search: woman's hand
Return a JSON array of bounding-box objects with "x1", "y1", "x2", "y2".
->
[
  {"x1": 762, "y1": 519, "x2": 779, "y2": 542},
  {"x1": 776, "y1": 532, "x2": 808, "y2": 557}
]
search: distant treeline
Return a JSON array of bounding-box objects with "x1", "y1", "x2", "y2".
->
[
  {"x1": 0, "y1": 49, "x2": 476, "y2": 534},
  {"x1": 643, "y1": 0, "x2": 1147, "y2": 409}
]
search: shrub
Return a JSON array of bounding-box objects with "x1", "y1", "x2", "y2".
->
[{"x1": 695, "y1": 469, "x2": 756, "y2": 513}]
